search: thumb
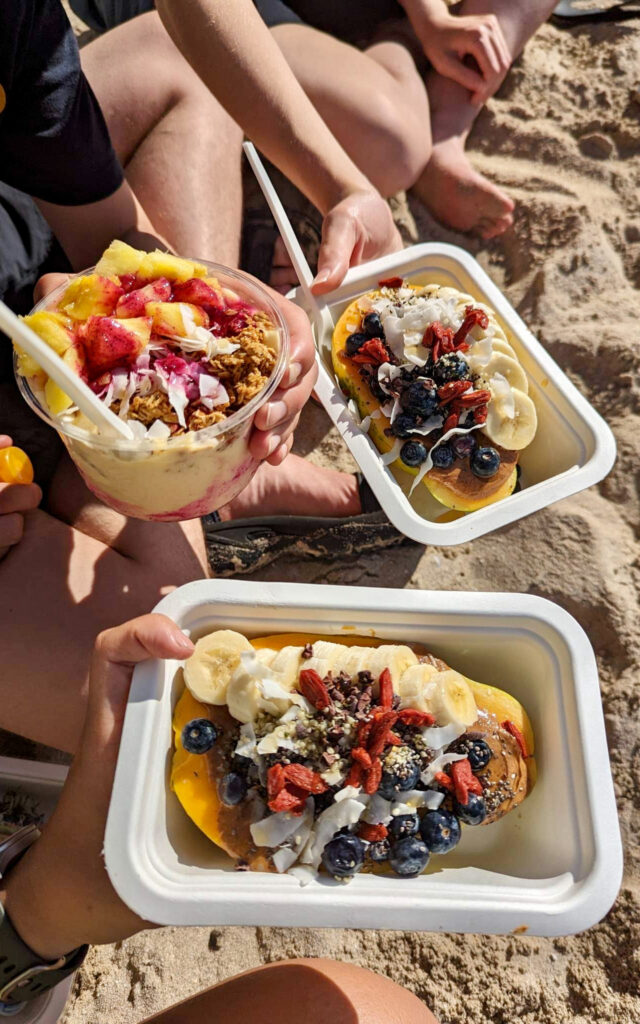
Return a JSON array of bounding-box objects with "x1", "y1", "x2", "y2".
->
[{"x1": 312, "y1": 207, "x2": 357, "y2": 294}]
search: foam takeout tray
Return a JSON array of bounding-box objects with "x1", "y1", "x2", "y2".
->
[
  {"x1": 105, "y1": 579, "x2": 622, "y2": 937},
  {"x1": 290, "y1": 243, "x2": 616, "y2": 546}
]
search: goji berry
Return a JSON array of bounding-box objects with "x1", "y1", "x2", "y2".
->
[
  {"x1": 351, "y1": 747, "x2": 373, "y2": 770},
  {"x1": 358, "y1": 822, "x2": 388, "y2": 842},
  {"x1": 502, "y1": 720, "x2": 529, "y2": 759},
  {"x1": 283, "y1": 763, "x2": 328, "y2": 794},
  {"x1": 345, "y1": 762, "x2": 363, "y2": 788},
  {"x1": 442, "y1": 412, "x2": 459, "y2": 433},
  {"x1": 451, "y1": 758, "x2": 483, "y2": 805},
  {"x1": 379, "y1": 667, "x2": 394, "y2": 709},
  {"x1": 397, "y1": 708, "x2": 435, "y2": 728},
  {"x1": 434, "y1": 771, "x2": 453, "y2": 791},
  {"x1": 351, "y1": 338, "x2": 391, "y2": 366},
  {"x1": 364, "y1": 759, "x2": 383, "y2": 794},
  {"x1": 453, "y1": 306, "x2": 489, "y2": 349},
  {"x1": 267, "y1": 764, "x2": 286, "y2": 801},
  {"x1": 299, "y1": 669, "x2": 333, "y2": 710},
  {"x1": 379, "y1": 276, "x2": 404, "y2": 289}
]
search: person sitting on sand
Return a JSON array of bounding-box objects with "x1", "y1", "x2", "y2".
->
[
  {"x1": 0, "y1": 615, "x2": 433, "y2": 1021},
  {"x1": 0, "y1": 0, "x2": 400, "y2": 752}
]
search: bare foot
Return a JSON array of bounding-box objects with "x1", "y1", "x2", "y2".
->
[
  {"x1": 218, "y1": 453, "x2": 361, "y2": 520},
  {"x1": 415, "y1": 135, "x2": 515, "y2": 240},
  {"x1": 269, "y1": 237, "x2": 299, "y2": 294}
]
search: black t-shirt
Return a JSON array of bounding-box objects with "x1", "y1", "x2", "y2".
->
[{"x1": 0, "y1": 0, "x2": 123, "y2": 206}]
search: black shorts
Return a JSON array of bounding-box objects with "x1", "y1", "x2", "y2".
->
[{"x1": 254, "y1": 0, "x2": 404, "y2": 43}]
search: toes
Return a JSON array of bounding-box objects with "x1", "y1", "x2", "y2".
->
[{"x1": 478, "y1": 212, "x2": 514, "y2": 240}]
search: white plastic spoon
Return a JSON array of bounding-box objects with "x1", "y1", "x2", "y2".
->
[{"x1": 0, "y1": 299, "x2": 134, "y2": 439}]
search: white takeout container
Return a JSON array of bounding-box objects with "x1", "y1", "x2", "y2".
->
[
  {"x1": 290, "y1": 243, "x2": 616, "y2": 545},
  {"x1": 0, "y1": 758, "x2": 73, "y2": 1024},
  {"x1": 105, "y1": 580, "x2": 622, "y2": 937}
]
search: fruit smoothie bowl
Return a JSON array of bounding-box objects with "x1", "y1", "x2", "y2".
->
[{"x1": 12, "y1": 241, "x2": 289, "y2": 521}]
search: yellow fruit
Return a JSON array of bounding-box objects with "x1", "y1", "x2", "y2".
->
[
  {"x1": 426, "y1": 466, "x2": 518, "y2": 512},
  {"x1": 145, "y1": 301, "x2": 207, "y2": 337},
  {"x1": 58, "y1": 275, "x2": 122, "y2": 320},
  {"x1": 138, "y1": 250, "x2": 207, "y2": 284},
  {"x1": 94, "y1": 239, "x2": 146, "y2": 279},
  {"x1": 171, "y1": 688, "x2": 226, "y2": 848},
  {"x1": 14, "y1": 312, "x2": 75, "y2": 377},
  {"x1": 43, "y1": 346, "x2": 86, "y2": 415},
  {"x1": 0, "y1": 447, "x2": 34, "y2": 485}
]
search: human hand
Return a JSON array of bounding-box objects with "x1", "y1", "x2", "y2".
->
[
  {"x1": 249, "y1": 288, "x2": 318, "y2": 467},
  {"x1": 0, "y1": 436, "x2": 42, "y2": 561},
  {"x1": 4, "y1": 615, "x2": 195, "y2": 958},
  {"x1": 312, "y1": 189, "x2": 402, "y2": 295},
  {"x1": 415, "y1": 9, "x2": 511, "y2": 104}
]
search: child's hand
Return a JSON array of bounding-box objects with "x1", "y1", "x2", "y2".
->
[
  {"x1": 415, "y1": 9, "x2": 511, "y2": 104},
  {"x1": 0, "y1": 436, "x2": 42, "y2": 561}
]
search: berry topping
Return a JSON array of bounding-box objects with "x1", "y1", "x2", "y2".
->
[
  {"x1": 389, "y1": 813, "x2": 420, "y2": 840},
  {"x1": 390, "y1": 413, "x2": 418, "y2": 439},
  {"x1": 181, "y1": 718, "x2": 218, "y2": 754},
  {"x1": 367, "y1": 839, "x2": 391, "y2": 863},
  {"x1": 470, "y1": 447, "x2": 501, "y2": 478},
  {"x1": 431, "y1": 443, "x2": 455, "y2": 470},
  {"x1": 401, "y1": 379, "x2": 438, "y2": 419},
  {"x1": 388, "y1": 836, "x2": 430, "y2": 878},
  {"x1": 454, "y1": 792, "x2": 487, "y2": 825},
  {"x1": 432, "y1": 353, "x2": 470, "y2": 386},
  {"x1": 362, "y1": 312, "x2": 384, "y2": 337},
  {"x1": 451, "y1": 432, "x2": 478, "y2": 459},
  {"x1": 218, "y1": 771, "x2": 247, "y2": 806},
  {"x1": 400, "y1": 441, "x2": 428, "y2": 468},
  {"x1": 321, "y1": 834, "x2": 366, "y2": 878},
  {"x1": 455, "y1": 737, "x2": 492, "y2": 771},
  {"x1": 420, "y1": 810, "x2": 461, "y2": 854},
  {"x1": 345, "y1": 332, "x2": 369, "y2": 357},
  {"x1": 378, "y1": 746, "x2": 421, "y2": 799}
]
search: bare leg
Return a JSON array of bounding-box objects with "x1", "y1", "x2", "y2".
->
[
  {"x1": 80, "y1": 11, "x2": 243, "y2": 266},
  {"x1": 219, "y1": 453, "x2": 361, "y2": 520},
  {"x1": 141, "y1": 959, "x2": 435, "y2": 1024},
  {"x1": 414, "y1": 0, "x2": 557, "y2": 238},
  {"x1": 271, "y1": 24, "x2": 431, "y2": 198}
]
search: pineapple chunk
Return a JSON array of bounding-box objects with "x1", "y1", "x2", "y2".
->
[
  {"x1": 145, "y1": 302, "x2": 207, "y2": 337},
  {"x1": 13, "y1": 312, "x2": 74, "y2": 377},
  {"x1": 59, "y1": 275, "x2": 123, "y2": 320},
  {"x1": 95, "y1": 240, "x2": 146, "y2": 279},
  {"x1": 43, "y1": 346, "x2": 86, "y2": 416},
  {"x1": 138, "y1": 250, "x2": 207, "y2": 284}
]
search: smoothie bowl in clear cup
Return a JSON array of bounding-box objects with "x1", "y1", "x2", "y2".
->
[{"x1": 12, "y1": 241, "x2": 289, "y2": 521}]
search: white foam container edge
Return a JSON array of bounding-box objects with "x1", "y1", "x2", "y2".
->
[
  {"x1": 105, "y1": 579, "x2": 622, "y2": 937},
  {"x1": 290, "y1": 242, "x2": 617, "y2": 545}
]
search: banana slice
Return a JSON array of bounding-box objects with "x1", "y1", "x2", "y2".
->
[
  {"x1": 473, "y1": 352, "x2": 528, "y2": 394},
  {"x1": 430, "y1": 670, "x2": 477, "y2": 728},
  {"x1": 365, "y1": 645, "x2": 419, "y2": 692},
  {"x1": 303, "y1": 640, "x2": 345, "y2": 680},
  {"x1": 483, "y1": 387, "x2": 537, "y2": 451},
  {"x1": 225, "y1": 671, "x2": 282, "y2": 723},
  {"x1": 397, "y1": 663, "x2": 440, "y2": 712},
  {"x1": 256, "y1": 648, "x2": 277, "y2": 668},
  {"x1": 491, "y1": 337, "x2": 517, "y2": 359},
  {"x1": 329, "y1": 646, "x2": 371, "y2": 680},
  {"x1": 183, "y1": 629, "x2": 253, "y2": 705},
  {"x1": 269, "y1": 646, "x2": 304, "y2": 689}
]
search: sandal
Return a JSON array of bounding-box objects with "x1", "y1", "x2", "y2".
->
[
  {"x1": 201, "y1": 474, "x2": 414, "y2": 577},
  {"x1": 552, "y1": 0, "x2": 640, "y2": 25}
]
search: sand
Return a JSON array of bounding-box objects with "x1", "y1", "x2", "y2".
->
[{"x1": 45, "y1": 8, "x2": 640, "y2": 1023}]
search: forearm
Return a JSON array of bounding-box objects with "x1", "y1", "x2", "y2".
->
[
  {"x1": 398, "y1": 0, "x2": 452, "y2": 28},
  {"x1": 156, "y1": 0, "x2": 374, "y2": 215}
]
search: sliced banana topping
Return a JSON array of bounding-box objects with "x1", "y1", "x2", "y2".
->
[
  {"x1": 183, "y1": 629, "x2": 253, "y2": 705},
  {"x1": 397, "y1": 663, "x2": 440, "y2": 712},
  {"x1": 269, "y1": 646, "x2": 305, "y2": 689},
  {"x1": 430, "y1": 670, "x2": 477, "y2": 729},
  {"x1": 472, "y1": 352, "x2": 529, "y2": 394},
  {"x1": 483, "y1": 386, "x2": 537, "y2": 451},
  {"x1": 365, "y1": 645, "x2": 419, "y2": 693}
]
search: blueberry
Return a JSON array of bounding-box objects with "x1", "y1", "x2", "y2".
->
[
  {"x1": 345, "y1": 332, "x2": 369, "y2": 356},
  {"x1": 321, "y1": 834, "x2": 366, "y2": 878},
  {"x1": 378, "y1": 747, "x2": 421, "y2": 799},
  {"x1": 431, "y1": 443, "x2": 455, "y2": 470},
  {"x1": 420, "y1": 810, "x2": 461, "y2": 854},
  {"x1": 391, "y1": 413, "x2": 418, "y2": 439},
  {"x1": 454, "y1": 792, "x2": 487, "y2": 825},
  {"x1": 181, "y1": 718, "x2": 218, "y2": 754},
  {"x1": 388, "y1": 836, "x2": 430, "y2": 878},
  {"x1": 400, "y1": 441, "x2": 428, "y2": 468},
  {"x1": 432, "y1": 353, "x2": 470, "y2": 386},
  {"x1": 451, "y1": 432, "x2": 477, "y2": 459},
  {"x1": 389, "y1": 814, "x2": 419, "y2": 840},
  {"x1": 401, "y1": 380, "x2": 438, "y2": 418},
  {"x1": 470, "y1": 446, "x2": 501, "y2": 479},
  {"x1": 367, "y1": 839, "x2": 391, "y2": 863},
  {"x1": 363, "y1": 312, "x2": 384, "y2": 338},
  {"x1": 459, "y1": 737, "x2": 492, "y2": 772},
  {"x1": 218, "y1": 771, "x2": 247, "y2": 806}
]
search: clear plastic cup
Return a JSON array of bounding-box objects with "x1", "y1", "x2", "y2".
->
[{"x1": 14, "y1": 262, "x2": 289, "y2": 521}]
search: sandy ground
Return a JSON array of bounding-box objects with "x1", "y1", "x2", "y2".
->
[{"x1": 39, "y1": 7, "x2": 639, "y2": 1023}]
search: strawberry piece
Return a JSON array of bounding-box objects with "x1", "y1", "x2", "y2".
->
[
  {"x1": 173, "y1": 277, "x2": 223, "y2": 308},
  {"x1": 451, "y1": 758, "x2": 483, "y2": 805},
  {"x1": 358, "y1": 822, "x2": 388, "y2": 842},
  {"x1": 351, "y1": 747, "x2": 373, "y2": 770},
  {"x1": 299, "y1": 669, "x2": 333, "y2": 710},
  {"x1": 397, "y1": 709, "x2": 435, "y2": 728},
  {"x1": 364, "y1": 759, "x2": 382, "y2": 794},
  {"x1": 379, "y1": 276, "x2": 404, "y2": 288},
  {"x1": 80, "y1": 316, "x2": 151, "y2": 376},
  {"x1": 116, "y1": 278, "x2": 172, "y2": 318},
  {"x1": 378, "y1": 668, "x2": 394, "y2": 709},
  {"x1": 283, "y1": 764, "x2": 328, "y2": 794}
]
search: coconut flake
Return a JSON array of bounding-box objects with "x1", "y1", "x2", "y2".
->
[
  {"x1": 488, "y1": 372, "x2": 515, "y2": 419},
  {"x1": 393, "y1": 790, "x2": 445, "y2": 813},
  {"x1": 146, "y1": 419, "x2": 171, "y2": 441},
  {"x1": 408, "y1": 424, "x2": 484, "y2": 496},
  {"x1": 288, "y1": 865, "x2": 316, "y2": 886},
  {"x1": 421, "y1": 721, "x2": 466, "y2": 749},
  {"x1": 303, "y1": 797, "x2": 367, "y2": 869},
  {"x1": 381, "y1": 439, "x2": 404, "y2": 466},
  {"x1": 234, "y1": 723, "x2": 259, "y2": 763},
  {"x1": 421, "y1": 751, "x2": 468, "y2": 786},
  {"x1": 334, "y1": 785, "x2": 362, "y2": 803},
  {"x1": 256, "y1": 732, "x2": 298, "y2": 755},
  {"x1": 362, "y1": 793, "x2": 393, "y2": 825},
  {"x1": 250, "y1": 808, "x2": 304, "y2": 849}
]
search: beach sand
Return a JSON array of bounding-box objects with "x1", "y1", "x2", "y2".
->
[{"x1": 52, "y1": 8, "x2": 640, "y2": 1023}]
